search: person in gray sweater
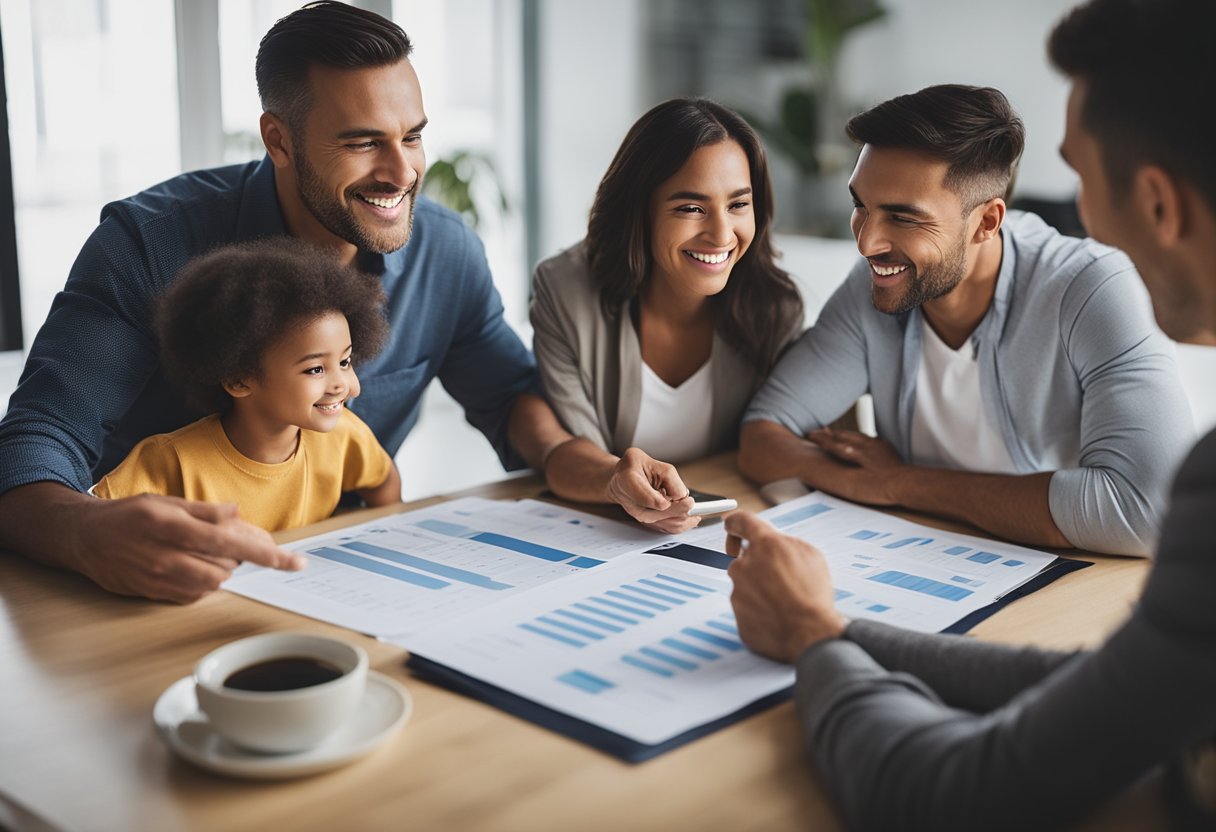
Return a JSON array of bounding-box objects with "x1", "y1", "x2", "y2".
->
[
  {"x1": 725, "y1": 0, "x2": 1216, "y2": 828},
  {"x1": 740, "y1": 84, "x2": 1192, "y2": 556}
]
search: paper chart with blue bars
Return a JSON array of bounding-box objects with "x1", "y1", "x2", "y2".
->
[
  {"x1": 770, "y1": 493, "x2": 1057, "y2": 632},
  {"x1": 686, "y1": 492, "x2": 1059, "y2": 633},
  {"x1": 224, "y1": 497, "x2": 676, "y2": 638},
  {"x1": 402, "y1": 553, "x2": 794, "y2": 745}
]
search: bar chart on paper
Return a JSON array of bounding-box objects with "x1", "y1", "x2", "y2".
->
[
  {"x1": 403, "y1": 554, "x2": 794, "y2": 745},
  {"x1": 224, "y1": 497, "x2": 673, "y2": 637},
  {"x1": 684, "y1": 493, "x2": 1061, "y2": 633}
]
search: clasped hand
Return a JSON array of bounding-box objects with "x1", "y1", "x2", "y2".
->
[{"x1": 805, "y1": 427, "x2": 903, "y2": 506}]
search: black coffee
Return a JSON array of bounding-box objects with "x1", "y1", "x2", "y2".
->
[{"x1": 223, "y1": 656, "x2": 344, "y2": 692}]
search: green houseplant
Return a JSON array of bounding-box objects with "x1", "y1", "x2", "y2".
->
[
  {"x1": 744, "y1": 0, "x2": 887, "y2": 234},
  {"x1": 422, "y1": 150, "x2": 507, "y2": 231}
]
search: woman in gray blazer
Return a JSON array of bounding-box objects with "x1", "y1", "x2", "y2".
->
[{"x1": 531, "y1": 98, "x2": 803, "y2": 533}]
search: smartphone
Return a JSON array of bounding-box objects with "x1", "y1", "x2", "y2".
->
[{"x1": 686, "y1": 488, "x2": 738, "y2": 517}]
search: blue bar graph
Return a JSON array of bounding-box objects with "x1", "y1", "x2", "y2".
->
[
  {"x1": 654, "y1": 573, "x2": 717, "y2": 594},
  {"x1": 413, "y1": 518, "x2": 576, "y2": 562},
  {"x1": 621, "y1": 654, "x2": 673, "y2": 677},
  {"x1": 706, "y1": 620, "x2": 739, "y2": 636},
  {"x1": 945, "y1": 546, "x2": 971, "y2": 555},
  {"x1": 537, "y1": 615, "x2": 604, "y2": 641},
  {"x1": 557, "y1": 670, "x2": 615, "y2": 694},
  {"x1": 1003, "y1": 560, "x2": 1024, "y2": 567},
  {"x1": 470, "y1": 532, "x2": 574, "y2": 562},
  {"x1": 834, "y1": 589, "x2": 854, "y2": 600},
  {"x1": 569, "y1": 557, "x2": 604, "y2": 568},
  {"x1": 555, "y1": 609, "x2": 623, "y2": 633},
  {"x1": 639, "y1": 646, "x2": 697, "y2": 671},
  {"x1": 772, "y1": 502, "x2": 833, "y2": 529},
  {"x1": 967, "y1": 552, "x2": 1000, "y2": 565},
  {"x1": 622, "y1": 584, "x2": 686, "y2": 605},
  {"x1": 413, "y1": 519, "x2": 468, "y2": 536},
  {"x1": 661, "y1": 637, "x2": 719, "y2": 661},
  {"x1": 309, "y1": 547, "x2": 450, "y2": 590},
  {"x1": 867, "y1": 604, "x2": 890, "y2": 612},
  {"x1": 519, "y1": 622, "x2": 585, "y2": 648},
  {"x1": 639, "y1": 578, "x2": 700, "y2": 599},
  {"x1": 850, "y1": 530, "x2": 882, "y2": 540},
  {"x1": 574, "y1": 601, "x2": 638, "y2": 625},
  {"x1": 590, "y1": 596, "x2": 654, "y2": 619},
  {"x1": 884, "y1": 536, "x2": 934, "y2": 549},
  {"x1": 682, "y1": 626, "x2": 744, "y2": 651},
  {"x1": 869, "y1": 570, "x2": 973, "y2": 601},
  {"x1": 339, "y1": 541, "x2": 512, "y2": 590},
  {"x1": 607, "y1": 589, "x2": 669, "y2": 612}
]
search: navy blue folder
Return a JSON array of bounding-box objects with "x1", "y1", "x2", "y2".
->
[{"x1": 405, "y1": 543, "x2": 1091, "y2": 763}]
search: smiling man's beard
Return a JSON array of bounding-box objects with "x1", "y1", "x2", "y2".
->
[
  {"x1": 871, "y1": 232, "x2": 969, "y2": 316},
  {"x1": 294, "y1": 152, "x2": 416, "y2": 254}
]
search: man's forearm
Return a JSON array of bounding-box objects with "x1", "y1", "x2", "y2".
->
[
  {"x1": 887, "y1": 467, "x2": 1071, "y2": 549},
  {"x1": 740, "y1": 420, "x2": 1072, "y2": 549},
  {"x1": 0, "y1": 482, "x2": 86, "y2": 571},
  {"x1": 738, "y1": 419, "x2": 829, "y2": 483}
]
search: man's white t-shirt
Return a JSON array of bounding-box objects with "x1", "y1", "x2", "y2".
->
[
  {"x1": 909, "y1": 319, "x2": 1018, "y2": 474},
  {"x1": 631, "y1": 358, "x2": 714, "y2": 464}
]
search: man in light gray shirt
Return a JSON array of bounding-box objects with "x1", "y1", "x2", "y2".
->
[
  {"x1": 741, "y1": 84, "x2": 1192, "y2": 555},
  {"x1": 725, "y1": 0, "x2": 1216, "y2": 828}
]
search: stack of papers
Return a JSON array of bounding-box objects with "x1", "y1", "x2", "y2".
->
[{"x1": 225, "y1": 493, "x2": 1074, "y2": 759}]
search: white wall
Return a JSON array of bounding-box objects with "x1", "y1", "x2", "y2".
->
[
  {"x1": 536, "y1": 0, "x2": 646, "y2": 261},
  {"x1": 836, "y1": 0, "x2": 1078, "y2": 200}
]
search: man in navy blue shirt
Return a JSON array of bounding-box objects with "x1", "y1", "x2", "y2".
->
[{"x1": 0, "y1": 3, "x2": 691, "y2": 602}]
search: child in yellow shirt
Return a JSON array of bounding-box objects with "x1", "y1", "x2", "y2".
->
[{"x1": 94, "y1": 238, "x2": 401, "y2": 531}]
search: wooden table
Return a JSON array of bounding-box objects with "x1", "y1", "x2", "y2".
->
[{"x1": 0, "y1": 454, "x2": 1163, "y2": 831}]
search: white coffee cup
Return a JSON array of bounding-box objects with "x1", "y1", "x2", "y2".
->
[{"x1": 194, "y1": 632, "x2": 368, "y2": 754}]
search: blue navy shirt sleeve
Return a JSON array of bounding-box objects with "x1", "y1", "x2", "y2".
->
[
  {"x1": 435, "y1": 222, "x2": 540, "y2": 471},
  {"x1": 0, "y1": 161, "x2": 275, "y2": 495},
  {"x1": 0, "y1": 213, "x2": 162, "y2": 494}
]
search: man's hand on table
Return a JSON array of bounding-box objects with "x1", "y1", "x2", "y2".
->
[
  {"x1": 804, "y1": 427, "x2": 904, "y2": 506},
  {"x1": 724, "y1": 511, "x2": 848, "y2": 663},
  {"x1": 0, "y1": 483, "x2": 305, "y2": 604}
]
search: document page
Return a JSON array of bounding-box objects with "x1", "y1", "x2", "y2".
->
[
  {"x1": 683, "y1": 493, "x2": 1059, "y2": 633},
  {"x1": 400, "y1": 553, "x2": 794, "y2": 746},
  {"x1": 224, "y1": 497, "x2": 672, "y2": 637}
]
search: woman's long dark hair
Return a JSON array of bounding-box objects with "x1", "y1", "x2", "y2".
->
[{"x1": 586, "y1": 97, "x2": 802, "y2": 374}]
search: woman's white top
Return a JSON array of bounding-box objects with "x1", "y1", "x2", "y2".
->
[{"x1": 631, "y1": 358, "x2": 715, "y2": 464}]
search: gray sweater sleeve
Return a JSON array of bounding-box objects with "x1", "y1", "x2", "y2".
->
[
  {"x1": 1047, "y1": 261, "x2": 1194, "y2": 555},
  {"x1": 794, "y1": 432, "x2": 1216, "y2": 832},
  {"x1": 840, "y1": 619, "x2": 1079, "y2": 713}
]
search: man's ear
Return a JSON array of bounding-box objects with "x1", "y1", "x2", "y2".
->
[
  {"x1": 223, "y1": 379, "x2": 253, "y2": 399},
  {"x1": 971, "y1": 197, "x2": 1006, "y2": 243},
  {"x1": 1134, "y1": 165, "x2": 1185, "y2": 246},
  {"x1": 260, "y1": 112, "x2": 293, "y2": 170}
]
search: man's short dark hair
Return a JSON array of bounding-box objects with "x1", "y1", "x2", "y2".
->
[
  {"x1": 255, "y1": 1, "x2": 413, "y2": 134},
  {"x1": 1049, "y1": 0, "x2": 1216, "y2": 214},
  {"x1": 846, "y1": 85, "x2": 1025, "y2": 211},
  {"x1": 157, "y1": 237, "x2": 389, "y2": 413}
]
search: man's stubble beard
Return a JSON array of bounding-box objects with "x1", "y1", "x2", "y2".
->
[{"x1": 293, "y1": 151, "x2": 417, "y2": 255}]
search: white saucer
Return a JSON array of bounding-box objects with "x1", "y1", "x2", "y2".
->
[{"x1": 153, "y1": 670, "x2": 411, "y2": 779}]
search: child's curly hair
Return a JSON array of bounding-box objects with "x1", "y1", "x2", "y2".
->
[{"x1": 156, "y1": 237, "x2": 389, "y2": 413}]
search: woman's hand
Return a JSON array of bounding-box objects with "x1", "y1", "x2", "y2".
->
[{"x1": 606, "y1": 447, "x2": 701, "y2": 534}]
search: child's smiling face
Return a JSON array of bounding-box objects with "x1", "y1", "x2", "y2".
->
[{"x1": 230, "y1": 311, "x2": 360, "y2": 435}]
